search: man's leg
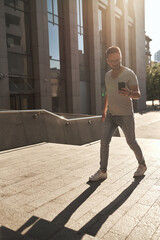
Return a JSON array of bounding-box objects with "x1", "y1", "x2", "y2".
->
[
  {"x1": 120, "y1": 115, "x2": 147, "y2": 177},
  {"x1": 89, "y1": 112, "x2": 117, "y2": 181},
  {"x1": 100, "y1": 113, "x2": 118, "y2": 172},
  {"x1": 120, "y1": 115, "x2": 145, "y2": 164}
]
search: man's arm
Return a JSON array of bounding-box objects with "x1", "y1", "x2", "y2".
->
[
  {"x1": 119, "y1": 85, "x2": 141, "y2": 99},
  {"x1": 128, "y1": 85, "x2": 141, "y2": 99},
  {"x1": 102, "y1": 93, "x2": 108, "y2": 122}
]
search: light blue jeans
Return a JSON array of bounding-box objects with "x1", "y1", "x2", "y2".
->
[{"x1": 100, "y1": 111, "x2": 145, "y2": 171}]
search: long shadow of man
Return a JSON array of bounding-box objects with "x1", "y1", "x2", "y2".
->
[
  {"x1": 15, "y1": 177, "x2": 144, "y2": 240},
  {"x1": 16, "y1": 180, "x2": 103, "y2": 240},
  {"x1": 77, "y1": 176, "x2": 144, "y2": 238}
]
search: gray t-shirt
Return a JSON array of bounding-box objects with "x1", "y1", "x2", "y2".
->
[{"x1": 105, "y1": 67, "x2": 140, "y2": 115}]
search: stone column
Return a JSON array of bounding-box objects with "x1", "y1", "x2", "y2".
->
[
  {"x1": 0, "y1": 1, "x2": 10, "y2": 109},
  {"x1": 87, "y1": 0, "x2": 101, "y2": 115},
  {"x1": 122, "y1": 1, "x2": 129, "y2": 66},
  {"x1": 63, "y1": 0, "x2": 80, "y2": 113},
  {"x1": 109, "y1": 0, "x2": 116, "y2": 45},
  {"x1": 30, "y1": 0, "x2": 52, "y2": 111},
  {"x1": 134, "y1": 0, "x2": 146, "y2": 111}
]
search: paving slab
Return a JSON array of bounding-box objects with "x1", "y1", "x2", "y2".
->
[
  {"x1": 118, "y1": 110, "x2": 160, "y2": 139},
  {"x1": 0, "y1": 134, "x2": 160, "y2": 240}
]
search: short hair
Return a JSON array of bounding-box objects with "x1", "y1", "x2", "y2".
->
[{"x1": 105, "y1": 46, "x2": 122, "y2": 58}]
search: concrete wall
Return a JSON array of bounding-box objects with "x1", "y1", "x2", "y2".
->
[{"x1": 0, "y1": 110, "x2": 119, "y2": 151}]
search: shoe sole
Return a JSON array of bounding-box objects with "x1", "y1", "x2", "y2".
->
[
  {"x1": 89, "y1": 176, "x2": 107, "y2": 182},
  {"x1": 134, "y1": 169, "x2": 147, "y2": 178}
]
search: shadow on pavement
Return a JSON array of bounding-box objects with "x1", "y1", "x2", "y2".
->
[
  {"x1": 78, "y1": 176, "x2": 144, "y2": 237},
  {"x1": 0, "y1": 177, "x2": 144, "y2": 240}
]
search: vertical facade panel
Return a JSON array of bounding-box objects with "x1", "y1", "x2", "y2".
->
[{"x1": 0, "y1": 0, "x2": 146, "y2": 113}]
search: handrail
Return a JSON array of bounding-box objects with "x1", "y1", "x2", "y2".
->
[{"x1": 0, "y1": 109, "x2": 102, "y2": 121}]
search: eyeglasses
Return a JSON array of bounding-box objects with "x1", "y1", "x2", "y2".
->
[{"x1": 107, "y1": 59, "x2": 121, "y2": 64}]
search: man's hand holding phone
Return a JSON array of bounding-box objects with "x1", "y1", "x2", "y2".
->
[
  {"x1": 118, "y1": 82, "x2": 125, "y2": 90},
  {"x1": 118, "y1": 82, "x2": 131, "y2": 97}
]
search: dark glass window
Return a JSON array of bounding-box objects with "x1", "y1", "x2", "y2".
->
[
  {"x1": 77, "y1": 0, "x2": 90, "y2": 114},
  {"x1": 47, "y1": 0, "x2": 66, "y2": 113},
  {"x1": 10, "y1": 94, "x2": 34, "y2": 110},
  {"x1": 8, "y1": 52, "x2": 32, "y2": 76},
  {"x1": 5, "y1": 6, "x2": 31, "y2": 56},
  {"x1": 47, "y1": 0, "x2": 58, "y2": 15},
  {"x1": 4, "y1": 0, "x2": 34, "y2": 110},
  {"x1": 4, "y1": 0, "x2": 30, "y2": 13},
  {"x1": 47, "y1": 0, "x2": 52, "y2": 12},
  {"x1": 9, "y1": 76, "x2": 33, "y2": 93},
  {"x1": 48, "y1": 22, "x2": 60, "y2": 69},
  {"x1": 47, "y1": 0, "x2": 64, "y2": 71},
  {"x1": 4, "y1": 0, "x2": 14, "y2": 7},
  {"x1": 5, "y1": 13, "x2": 20, "y2": 27},
  {"x1": 5, "y1": 12, "x2": 31, "y2": 54},
  {"x1": 77, "y1": 0, "x2": 84, "y2": 53},
  {"x1": 77, "y1": 0, "x2": 89, "y2": 75},
  {"x1": 7, "y1": 34, "x2": 21, "y2": 48}
]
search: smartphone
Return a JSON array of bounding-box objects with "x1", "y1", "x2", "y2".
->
[{"x1": 118, "y1": 82, "x2": 125, "y2": 90}]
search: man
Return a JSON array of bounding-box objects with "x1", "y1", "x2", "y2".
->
[{"x1": 89, "y1": 46, "x2": 147, "y2": 181}]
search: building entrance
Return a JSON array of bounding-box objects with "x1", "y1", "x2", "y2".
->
[{"x1": 10, "y1": 94, "x2": 34, "y2": 110}]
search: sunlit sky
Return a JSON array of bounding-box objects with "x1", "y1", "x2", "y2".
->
[{"x1": 145, "y1": 0, "x2": 160, "y2": 60}]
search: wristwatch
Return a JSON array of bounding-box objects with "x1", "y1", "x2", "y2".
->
[{"x1": 128, "y1": 90, "x2": 132, "y2": 97}]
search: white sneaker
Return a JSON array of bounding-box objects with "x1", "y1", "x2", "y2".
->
[
  {"x1": 134, "y1": 165, "x2": 147, "y2": 177},
  {"x1": 89, "y1": 170, "x2": 107, "y2": 182}
]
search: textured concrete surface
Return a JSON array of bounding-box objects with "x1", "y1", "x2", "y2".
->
[
  {"x1": 0, "y1": 111, "x2": 160, "y2": 240},
  {"x1": 119, "y1": 110, "x2": 160, "y2": 139},
  {"x1": 134, "y1": 110, "x2": 160, "y2": 139}
]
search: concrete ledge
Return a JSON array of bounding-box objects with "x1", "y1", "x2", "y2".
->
[{"x1": 0, "y1": 110, "x2": 120, "y2": 151}]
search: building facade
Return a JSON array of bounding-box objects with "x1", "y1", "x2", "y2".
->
[
  {"x1": 0, "y1": 0, "x2": 146, "y2": 114},
  {"x1": 154, "y1": 50, "x2": 160, "y2": 63}
]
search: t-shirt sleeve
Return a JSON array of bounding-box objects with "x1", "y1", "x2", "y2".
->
[{"x1": 128, "y1": 71, "x2": 139, "y2": 89}]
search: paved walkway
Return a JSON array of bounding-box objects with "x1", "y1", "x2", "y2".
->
[
  {"x1": 0, "y1": 111, "x2": 160, "y2": 240},
  {"x1": 119, "y1": 110, "x2": 160, "y2": 139}
]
